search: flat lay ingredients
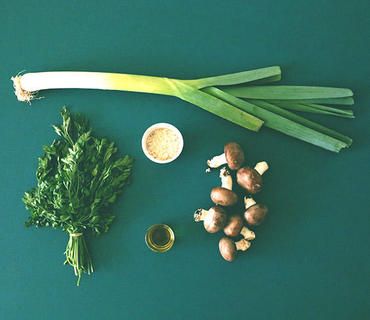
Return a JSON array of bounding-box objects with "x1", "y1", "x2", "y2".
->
[
  {"x1": 23, "y1": 107, "x2": 133, "y2": 285},
  {"x1": 12, "y1": 66, "x2": 354, "y2": 152},
  {"x1": 194, "y1": 142, "x2": 267, "y2": 261}
]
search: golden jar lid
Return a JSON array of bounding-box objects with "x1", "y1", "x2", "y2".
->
[{"x1": 145, "y1": 224, "x2": 175, "y2": 253}]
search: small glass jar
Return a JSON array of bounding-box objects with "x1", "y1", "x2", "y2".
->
[{"x1": 145, "y1": 224, "x2": 175, "y2": 253}]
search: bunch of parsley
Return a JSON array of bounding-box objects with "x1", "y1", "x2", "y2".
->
[{"x1": 23, "y1": 107, "x2": 133, "y2": 285}]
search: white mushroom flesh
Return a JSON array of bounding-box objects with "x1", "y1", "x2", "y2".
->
[
  {"x1": 220, "y1": 167, "x2": 233, "y2": 190},
  {"x1": 194, "y1": 209, "x2": 208, "y2": 222},
  {"x1": 254, "y1": 161, "x2": 269, "y2": 175},
  {"x1": 235, "y1": 239, "x2": 251, "y2": 251},
  {"x1": 207, "y1": 153, "x2": 227, "y2": 169},
  {"x1": 240, "y1": 226, "x2": 256, "y2": 240},
  {"x1": 244, "y1": 196, "x2": 257, "y2": 209}
]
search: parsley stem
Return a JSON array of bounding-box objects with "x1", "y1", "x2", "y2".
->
[{"x1": 64, "y1": 233, "x2": 93, "y2": 286}]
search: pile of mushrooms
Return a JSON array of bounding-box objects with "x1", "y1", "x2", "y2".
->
[{"x1": 194, "y1": 142, "x2": 269, "y2": 262}]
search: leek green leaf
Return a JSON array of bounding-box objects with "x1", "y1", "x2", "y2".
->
[
  {"x1": 204, "y1": 87, "x2": 350, "y2": 152},
  {"x1": 184, "y1": 66, "x2": 281, "y2": 89},
  {"x1": 223, "y1": 85, "x2": 353, "y2": 100}
]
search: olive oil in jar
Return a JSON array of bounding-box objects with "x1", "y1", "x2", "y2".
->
[{"x1": 145, "y1": 224, "x2": 175, "y2": 253}]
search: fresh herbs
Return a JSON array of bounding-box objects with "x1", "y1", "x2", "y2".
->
[
  {"x1": 23, "y1": 107, "x2": 133, "y2": 285},
  {"x1": 12, "y1": 66, "x2": 354, "y2": 152}
]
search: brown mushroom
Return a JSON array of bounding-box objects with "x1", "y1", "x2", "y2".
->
[
  {"x1": 194, "y1": 206, "x2": 227, "y2": 233},
  {"x1": 219, "y1": 237, "x2": 251, "y2": 262},
  {"x1": 223, "y1": 214, "x2": 243, "y2": 237},
  {"x1": 224, "y1": 215, "x2": 256, "y2": 239},
  {"x1": 210, "y1": 167, "x2": 238, "y2": 206},
  {"x1": 237, "y1": 161, "x2": 269, "y2": 194},
  {"x1": 207, "y1": 142, "x2": 245, "y2": 170},
  {"x1": 244, "y1": 197, "x2": 268, "y2": 226}
]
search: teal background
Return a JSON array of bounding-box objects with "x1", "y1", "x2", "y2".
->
[{"x1": 1, "y1": 1, "x2": 369, "y2": 319}]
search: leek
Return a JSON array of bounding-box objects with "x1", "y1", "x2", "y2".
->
[{"x1": 12, "y1": 66, "x2": 354, "y2": 152}]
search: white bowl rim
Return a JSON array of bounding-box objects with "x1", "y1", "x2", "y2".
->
[{"x1": 141, "y1": 123, "x2": 184, "y2": 164}]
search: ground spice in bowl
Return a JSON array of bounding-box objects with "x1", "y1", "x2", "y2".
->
[
  {"x1": 146, "y1": 128, "x2": 180, "y2": 161},
  {"x1": 142, "y1": 123, "x2": 184, "y2": 163}
]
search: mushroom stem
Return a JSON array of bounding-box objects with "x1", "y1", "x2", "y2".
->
[
  {"x1": 244, "y1": 197, "x2": 257, "y2": 209},
  {"x1": 220, "y1": 167, "x2": 233, "y2": 190},
  {"x1": 240, "y1": 226, "x2": 256, "y2": 240},
  {"x1": 194, "y1": 209, "x2": 208, "y2": 222},
  {"x1": 235, "y1": 239, "x2": 251, "y2": 251},
  {"x1": 254, "y1": 161, "x2": 269, "y2": 175},
  {"x1": 207, "y1": 153, "x2": 227, "y2": 169}
]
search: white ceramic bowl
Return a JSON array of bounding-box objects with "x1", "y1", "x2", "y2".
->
[{"x1": 141, "y1": 123, "x2": 184, "y2": 164}]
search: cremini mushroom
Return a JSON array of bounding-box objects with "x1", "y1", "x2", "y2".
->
[
  {"x1": 223, "y1": 214, "x2": 256, "y2": 239},
  {"x1": 210, "y1": 167, "x2": 238, "y2": 206},
  {"x1": 244, "y1": 197, "x2": 268, "y2": 226},
  {"x1": 207, "y1": 142, "x2": 245, "y2": 171},
  {"x1": 219, "y1": 237, "x2": 251, "y2": 262},
  {"x1": 237, "y1": 161, "x2": 269, "y2": 194},
  {"x1": 223, "y1": 215, "x2": 243, "y2": 237},
  {"x1": 194, "y1": 206, "x2": 227, "y2": 233}
]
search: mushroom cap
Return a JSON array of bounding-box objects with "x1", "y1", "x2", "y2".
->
[
  {"x1": 237, "y1": 167, "x2": 263, "y2": 194},
  {"x1": 210, "y1": 187, "x2": 238, "y2": 206},
  {"x1": 204, "y1": 206, "x2": 227, "y2": 233},
  {"x1": 244, "y1": 204, "x2": 268, "y2": 226},
  {"x1": 224, "y1": 142, "x2": 245, "y2": 170},
  {"x1": 223, "y1": 214, "x2": 244, "y2": 237},
  {"x1": 219, "y1": 237, "x2": 236, "y2": 262}
]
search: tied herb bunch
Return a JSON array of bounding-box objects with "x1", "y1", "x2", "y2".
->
[{"x1": 23, "y1": 107, "x2": 134, "y2": 285}]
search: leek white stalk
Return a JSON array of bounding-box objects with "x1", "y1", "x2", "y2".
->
[{"x1": 12, "y1": 72, "x2": 176, "y2": 101}]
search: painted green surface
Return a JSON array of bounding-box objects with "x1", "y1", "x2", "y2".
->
[{"x1": 0, "y1": 1, "x2": 369, "y2": 319}]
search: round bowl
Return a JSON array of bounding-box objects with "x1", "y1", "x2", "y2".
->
[{"x1": 141, "y1": 123, "x2": 184, "y2": 164}]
